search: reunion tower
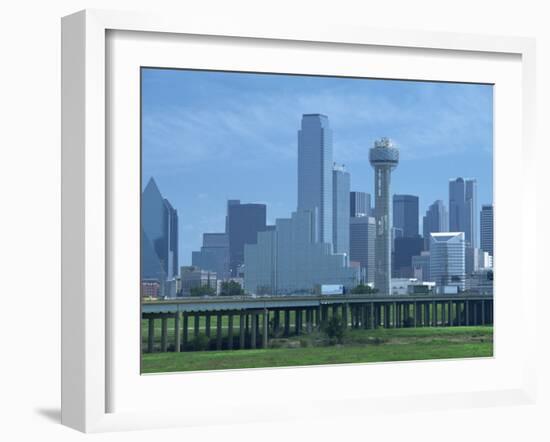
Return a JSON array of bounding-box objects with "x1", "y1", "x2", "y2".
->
[{"x1": 369, "y1": 137, "x2": 399, "y2": 295}]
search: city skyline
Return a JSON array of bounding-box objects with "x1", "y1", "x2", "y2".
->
[{"x1": 142, "y1": 68, "x2": 493, "y2": 266}]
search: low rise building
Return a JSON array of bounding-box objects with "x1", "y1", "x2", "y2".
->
[
  {"x1": 180, "y1": 266, "x2": 218, "y2": 296},
  {"x1": 391, "y1": 278, "x2": 435, "y2": 295}
]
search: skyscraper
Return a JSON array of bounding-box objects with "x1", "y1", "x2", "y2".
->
[
  {"x1": 192, "y1": 233, "x2": 230, "y2": 280},
  {"x1": 412, "y1": 251, "x2": 431, "y2": 282},
  {"x1": 141, "y1": 177, "x2": 179, "y2": 280},
  {"x1": 480, "y1": 204, "x2": 494, "y2": 257},
  {"x1": 332, "y1": 164, "x2": 350, "y2": 255},
  {"x1": 465, "y1": 179, "x2": 477, "y2": 248},
  {"x1": 244, "y1": 210, "x2": 358, "y2": 295},
  {"x1": 393, "y1": 194, "x2": 419, "y2": 238},
  {"x1": 350, "y1": 191, "x2": 371, "y2": 217},
  {"x1": 369, "y1": 137, "x2": 399, "y2": 295},
  {"x1": 429, "y1": 232, "x2": 466, "y2": 291},
  {"x1": 226, "y1": 201, "x2": 267, "y2": 276},
  {"x1": 423, "y1": 200, "x2": 449, "y2": 250},
  {"x1": 349, "y1": 216, "x2": 376, "y2": 284},
  {"x1": 297, "y1": 114, "x2": 333, "y2": 245},
  {"x1": 394, "y1": 236, "x2": 424, "y2": 278},
  {"x1": 449, "y1": 178, "x2": 477, "y2": 247}
]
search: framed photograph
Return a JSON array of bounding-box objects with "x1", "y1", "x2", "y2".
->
[{"x1": 61, "y1": 9, "x2": 537, "y2": 433}]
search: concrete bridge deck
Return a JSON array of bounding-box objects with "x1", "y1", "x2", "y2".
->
[{"x1": 142, "y1": 292, "x2": 493, "y2": 313}]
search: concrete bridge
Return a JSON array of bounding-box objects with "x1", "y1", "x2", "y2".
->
[{"x1": 142, "y1": 293, "x2": 493, "y2": 353}]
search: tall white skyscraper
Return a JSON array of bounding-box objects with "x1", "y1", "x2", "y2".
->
[
  {"x1": 449, "y1": 177, "x2": 477, "y2": 248},
  {"x1": 332, "y1": 164, "x2": 350, "y2": 255},
  {"x1": 430, "y1": 232, "x2": 466, "y2": 291},
  {"x1": 350, "y1": 216, "x2": 376, "y2": 284},
  {"x1": 369, "y1": 137, "x2": 399, "y2": 295},
  {"x1": 297, "y1": 114, "x2": 333, "y2": 246},
  {"x1": 480, "y1": 204, "x2": 494, "y2": 257}
]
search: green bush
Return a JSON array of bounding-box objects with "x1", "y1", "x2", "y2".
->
[
  {"x1": 269, "y1": 340, "x2": 284, "y2": 349},
  {"x1": 192, "y1": 334, "x2": 210, "y2": 351},
  {"x1": 321, "y1": 315, "x2": 347, "y2": 344}
]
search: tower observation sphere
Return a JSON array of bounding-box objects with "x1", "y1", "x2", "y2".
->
[{"x1": 369, "y1": 137, "x2": 399, "y2": 295}]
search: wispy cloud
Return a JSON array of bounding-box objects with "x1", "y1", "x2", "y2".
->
[{"x1": 143, "y1": 76, "x2": 492, "y2": 178}]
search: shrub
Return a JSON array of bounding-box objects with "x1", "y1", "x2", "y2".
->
[
  {"x1": 269, "y1": 339, "x2": 284, "y2": 349},
  {"x1": 321, "y1": 315, "x2": 346, "y2": 344},
  {"x1": 192, "y1": 334, "x2": 210, "y2": 351}
]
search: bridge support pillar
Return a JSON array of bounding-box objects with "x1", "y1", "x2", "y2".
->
[
  {"x1": 342, "y1": 304, "x2": 348, "y2": 328},
  {"x1": 481, "y1": 301, "x2": 486, "y2": 325},
  {"x1": 161, "y1": 316, "x2": 168, "y2": 352},
  {"x1": 284, "y1": 310, "x2": 290, "y2": 337},
  {"x1": 194, "y1": 313, "x2": 200, "y2": 338},
  {"x1": 251, "y1": 313, "x2": 257, "y2": 349},
  {"x1": 205, "y1": 313, "x2": 211, "y2": 338},
  {"x1": 216, "y1": 313, "x2": 223, "y2": 350},
  {"x1": 228, "y1": 314, "x2": 234, "y2": 350},
  {"x1": 306, "y1": 309, "x2": 313, "y2": 333},
  {"x1": 432, "y1": 302, "x2": 437, "y2": 327},
  {"x1": 147, "y1": 317, "x2": 155, "y2": 353},
  {"x1": 239, "y1": 312, "x2": 245, "y2": 349},
  {"x1": 465, "y1": 300, "x2": 470, "y2": 326},
  {"x1": 274, "y1": 310, "x2": 280, "y2": 334},
  {"x1": 174, "y1": 312, "x2": 181, "y2": 352},
  {"x1": 448, "y1": 301, "x2": 453, "y2": 327},
  {"x1": 370, "y1": 305, "x2": 375, "y2": 328},
  {"x1": 263, "y1": 310, "x2": 269, "y2": 348},
  {"x1": 295, "y1": 309, "x2": 301, "y2": 335},
  {"x1": 183, "y1": 312, "x2": 189, "y2": 348}
]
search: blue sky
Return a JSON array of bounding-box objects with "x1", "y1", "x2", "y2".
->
[{"x1": 142, "y1": 68, "x2": 493, "y2": 266}]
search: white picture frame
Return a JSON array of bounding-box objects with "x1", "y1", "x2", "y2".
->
[{"x1": 61, "y1": 9, "x2": 537, "y2": 433}]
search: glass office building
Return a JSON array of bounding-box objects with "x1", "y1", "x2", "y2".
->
[
  {"x1": 393, "y1": 194, "x2": 419, "y2": 238},
  {"x1": 297, "y1": 114, "x2": 333, "y2": 246},
  {"x1": 449, "y1": 178, "x2": 477, "y2": 248},
  {"x1": 349, "y1": 216, "x2": 376, "y2": 284},
  {"x1": 192, "y1": 233, "x2": 230, "y2": 280},
  {"x1": 429, "y1": 232, "x2": 466, "y2": 291},
  {"x1": 244, "y1": 210, "x2": 358, "y2": 295},
  {"x1": 350, "y1": 191, "x2": 371, "y2": 217},
  {"x1": 480, "y1": 204, "x2": 494, "y2": 257},
  {"x1": 141, "y1": 177, "x2": 179, "y2": 280},
  {"x1": 332, "y1": 164, "x2": 350, "y2": 255},
  {"x1": 226, "y1": 201, "x2": 267, "y2": 276}
]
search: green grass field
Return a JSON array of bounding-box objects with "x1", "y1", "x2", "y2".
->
[{"x1": 141, "y1": 326, "x2": 493, "y2": 373}]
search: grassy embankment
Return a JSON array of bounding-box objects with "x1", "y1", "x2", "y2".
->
[{"x1": 141, "y1": 325, "x2": 493, "y2": 373}]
